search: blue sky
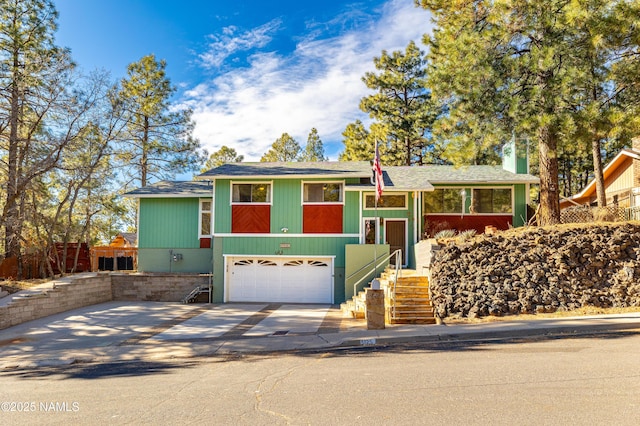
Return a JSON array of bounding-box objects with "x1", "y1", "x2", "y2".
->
[{"x1": 54, "y1": 0, "x2": 432, "y2": 162}]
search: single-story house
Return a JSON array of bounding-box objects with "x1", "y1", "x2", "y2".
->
[
  {"x1": 124, "y1": 142, "x2": 538, "y2": 304},
  {"x1": 560, "y1": 137, "x2": 640, "y2": 210}
]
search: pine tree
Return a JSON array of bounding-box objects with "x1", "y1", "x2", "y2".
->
[
  {"x1": 0, "y1": 0, "x2": 75, "y2": 262},
  {"x1": 360, "y1": 41, "x2": 443, "y2": 166},
  {"x1": 201, "y1": 146, "x2": 244, "y2": 172},
  {"x1": 260, "y1": 133, "x2": 301, "y2": 162},
  {"x1": 420, "y1": 1, "x2": 591, "y2": 225},
  {"x1": 117, "y1": 54, "x2": 202, "y2": 187},
  {"x1": 339, "y1": 121, "x2": 371, "y2": 162},
  {"x1": 299, "y1": 128, "x2": 327, "y2": 161}
]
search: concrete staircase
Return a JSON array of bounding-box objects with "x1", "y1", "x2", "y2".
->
[
  {"x1": 341, "y1": 269, "x2": 436, "y2": 325},
  {"x1": 340, "y1": 289, "x2": 368, "y2": 319},
  {"x1": 382, "y1": 271, "x2": 436, "y2": 324}
]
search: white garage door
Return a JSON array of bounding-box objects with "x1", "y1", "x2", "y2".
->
[{"x1": 226, "y1": 256, "x2": 333, "y2": 303}]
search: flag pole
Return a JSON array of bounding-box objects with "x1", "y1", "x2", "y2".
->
[
  {"x1": 373, "y1": 186, "x2": 378, "y2": 279},
  {"x1": 372, "y1": 141, "x2": 384, "y2": 280}
]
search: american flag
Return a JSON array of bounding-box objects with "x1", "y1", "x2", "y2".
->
[{"x1": 373, "y1": 142, "x2": 384, "y2": 202}]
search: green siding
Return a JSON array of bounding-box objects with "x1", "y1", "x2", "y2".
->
[
  {"x1": 138, "y1": 248, "x2": 212, "y2": 273},
  {"x1": 513, "y1": 184, "x2": 528, "y2": 226},
  {"x1": 139, "y1": 198, "x2": 200, "y2": 248},
  {"x1": 272, "y1": 179, "x2": 303, "y2": 233},
  {"x1": 344, "y1": 191, "x2": 360, "y2": 233},
  {"x1": 214, "y1": 179, "x2": 232, "y2": 233},
  {"x1": 220, "y1": 236, "x2": 357, "y2": 265},
  {"x1": 502, "y1": 139, "x2": 529, "y2": 174}
]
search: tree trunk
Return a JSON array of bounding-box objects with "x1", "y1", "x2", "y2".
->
[
  {"x1": 141, "y1": 115, "x2": 150, "y2": 187},
  {"x1": 592, "y1": 135, "x2": 606, "y2": 207},
  {"x1": 537, "y1": 126, "x2": 561, "y2": 226},
  {"x1": 4, "y1": 48, "x2": 21, "y2": 262},
  {"x1": 405, "y1": 135, "x2": 411, "y2": 166}
]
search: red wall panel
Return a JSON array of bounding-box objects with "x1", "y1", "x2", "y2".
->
[
  {"x1": 303, "y1": 205, "x2": 343, "y2": 233},
  {"x1": 424, "y1": 214, "x2": 512, "y2": 237},
  {"x1": 232, "y1": 205, "x2": 271, "y2": 233}
]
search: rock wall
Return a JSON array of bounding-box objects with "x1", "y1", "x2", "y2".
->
[
  {"x1": 111, "y1": 273, "x2": 210, "y2": 302},
  {"x1": 0, "y1": 274, "x2": 112, "y2": 330},
  {"x1": 430, "y1": 223, "x2": 640, "y2": 319}
]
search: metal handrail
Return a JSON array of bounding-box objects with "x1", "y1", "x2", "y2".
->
[
  {"x1": 390, "y1": 250, "x2": 402, "y2": 320},
  {"x1": 346, "y1": 253, "x2": 387, "y2": 293},
  {"x1": 350, "y1": 249, "x2": 403, "y2": 304}
]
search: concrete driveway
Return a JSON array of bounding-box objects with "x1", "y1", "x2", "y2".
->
[{"x1": 0, "y1": 301, "x2": 348, "y2": 363}]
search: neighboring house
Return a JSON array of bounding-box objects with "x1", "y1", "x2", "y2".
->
[
  {"x1": 124, "y1": 143, "x2": 537, "y2": 304},
  {"x1": 560, "y1": 138, "x2": 640, "y2": 211},
  {"x1": 91, "y1": 232, "x2": 138, "y2": 271},
  {"x1": 110, "y1": 232, "x2": 137, "y2": 248}
]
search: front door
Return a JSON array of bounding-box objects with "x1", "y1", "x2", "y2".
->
[{"x1": 385, "y1": 220, "x2": 406, "y2": 265}]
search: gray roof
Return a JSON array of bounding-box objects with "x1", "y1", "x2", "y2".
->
[
  {"x1": 197, "y1": 161, "x2": 372, "y2": 179},
  {"x1": 123, "y1": 180, "x2": 213, "y2": 198},
  {"x1": 419, "y1": 165, "x2": 539, "y2": 184},
  {"x1": 346, "y1": 165, "x2": 538, "y2": 191},
  {"x1": 346, "y1": 167, "x2": 435, "y2": 191},
  {"x1": 120, "y1": 232, "x2": 137, "y2": 245},
  {"x1": 125, "y1": 164, "x2": 538, "y2": 197}
]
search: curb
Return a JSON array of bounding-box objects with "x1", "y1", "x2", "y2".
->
[
  {"x1": 2, "y1": 321, "x2": 639, "y2": 370},
  {"x1": 338, "y1": 322, "x2": 640, "y2": 349}
]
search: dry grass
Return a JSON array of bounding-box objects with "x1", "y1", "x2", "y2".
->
[
  {"x1": 445, "y1": 306, "x2": 640, "y2": 324},
  {"x1": 0, "y1": 278, "x2": 52, "y2": 294}
]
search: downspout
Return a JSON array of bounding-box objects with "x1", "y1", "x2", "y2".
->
[
  {"x1": 210, "y1": 178, "x2": 215, "y2": 303},
  {"x1": 359, "y1": 189, "x2": 363, "y2": 243},
  {"x1": 413, "y1": 191, "x2": 419, "y2": 243}
]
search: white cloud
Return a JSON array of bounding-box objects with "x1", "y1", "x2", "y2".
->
[
  {"x1": 198, "y1": 19, "x2": 283, "y2": 69},
  {"x1": 184, "y1": 0, "x2": 432, "y2": 161}
]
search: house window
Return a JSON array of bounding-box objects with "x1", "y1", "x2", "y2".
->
[
  {"x1": 365, "y1": 193, "x2": 407, "y2": 209},
  {"x1": 472, "y1": 188, "x2": 512, "y2": 213},
  {"x1": 303, "y1": 183, "x2": 343, "y2": 203},
  {"x1": 232, "y1": 183, "x2": 271, "y2": 203},
  {"x1": 423, "y1": 189, "x2": 463, "y2": 214},
  {"x1": 200, "y1": 200, "x2": 212, "y2": 236}
]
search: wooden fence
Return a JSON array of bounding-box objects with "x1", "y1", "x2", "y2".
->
[{"x1": 561, "y1": 205, "x2": 632, "y2": 224}]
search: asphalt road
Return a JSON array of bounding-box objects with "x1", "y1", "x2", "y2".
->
[{"x1": 1, "y1": 332, "x2": 639, "y2": 425}]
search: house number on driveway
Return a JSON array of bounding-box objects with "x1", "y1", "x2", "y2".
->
[{"x1": 360, "y1": 338, "x2": 377, "y2": 346}]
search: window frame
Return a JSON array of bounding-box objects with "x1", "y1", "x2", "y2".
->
[
  {"x1": 301, "y1": 181, "x2": 344, "y2": 205},
  {"x1": 361, "y1": 217, "x2": 379, "y2": 244},
  {"x1": 199, "y1": 198, "x2": 213, "y2": 237},
  {"x1": 471, "y1": 187, "x2": 514, "y2": 215},
  {"x1": 230, "y1": 181, "x2": 273, "y2": 205},
  {"x1": 363, "y1": 192, "x2": 408, "y2": 210},
  {"x1": 423, "y1": 188, "x2": 466, "y2": 215}
]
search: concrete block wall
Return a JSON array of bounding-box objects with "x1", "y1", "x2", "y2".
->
[
  {"x1": 0, "y1": 274, "x2": 112, "y2": 330},
  {"x1": 111, "y1": 273, "x2": 211, "y2": 302},
  {"x1": 0, "y1": 273, "x2": 213, "y2": 331}
]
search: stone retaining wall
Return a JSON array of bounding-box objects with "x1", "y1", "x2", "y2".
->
[
  {"x1": 430, "y1": 223, "x2": 640, "y2": 319},
  {"x1": 0, "y1": 273, "x2": 212, "y2": 330},
  {"x1": 111, "y1": 273, "x2": 210, "y2": 302},
  {"x1": 0, "y1": 274, "x2": 112, "y2": 330}
]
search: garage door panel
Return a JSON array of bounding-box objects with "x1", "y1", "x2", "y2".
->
[{"x1": 227, "y1": 257, "x2": 332, "y2": 303}]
